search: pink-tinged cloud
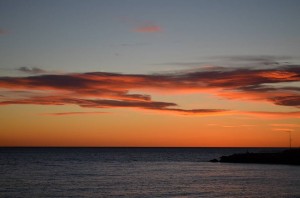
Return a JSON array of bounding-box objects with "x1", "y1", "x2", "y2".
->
[
  {"x1": 0, "y1": 64, "x2": 299, "y2": 116},
  {"x1": 134, "y1": 25, "x2": 162, "y2": 33},
  {"x1": 0, "y1": 28, "x2": 8, "y2": 35},
  {"x1": 134, "y1": 25, "x2": 162, "y2": 32}
]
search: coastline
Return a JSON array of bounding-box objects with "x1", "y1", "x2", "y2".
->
[{"x1": 211, "y1": 149, "x2": 300, "y2": 165}]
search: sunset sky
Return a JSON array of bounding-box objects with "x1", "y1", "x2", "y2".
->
[{"x1": 0, "y1": 0, "x2": 300, "y2": 147}]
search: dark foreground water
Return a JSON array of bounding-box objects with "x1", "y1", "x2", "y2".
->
[{"x1": 1, "y1": 147, "x2": 299, "y2": 197}]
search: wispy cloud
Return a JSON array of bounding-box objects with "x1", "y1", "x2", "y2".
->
[
  {"x1": 134, "y1": 21, "x2": 163, "y2": 33},
  {"x1": 216, "y1": 55, "x2": 291, "y2": 63},
  {"x1": 270, "y1": 123, "x2": 300, "y2": 128},
  {"x1": 270, "y1": 123, "x2": 300, "y2": 132},
  {"x1": 17, "y1": 67, "x2": 46, "y2": 74},
  {"x1": 0, "y1": 64, "x2": 299, "y2": 116},
  {"x1": 0, "y1": 95, "x2": 227, "y2": 116},
  {"x1": 119, "y1": 17, "x2": 163, "y2": 33},
  {"x1": 220, "y1": 124, "x2": 257, "y2": 128},
  {"x1": 237, "y1": 111, "x2": 300, "y2": 119},
  {"x1": 272, "y1": 128, "x2": 295, "y2": 132},
  {"x1": 41, "y1": 111, "x2": 108, "y2": 116},
  {"x1": 0, "y1": 28, "x2": 9, "y2": 35},
  {"x1": 212, "y1": 55, "x2": 293, "y2": 67},
  {"x1": 160, "y1": 55, "x2": 294, "y2": 69}
]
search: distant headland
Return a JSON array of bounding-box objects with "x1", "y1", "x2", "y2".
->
[{"x1": 210, "y1": 149, "x2": 300, "y2": 165}]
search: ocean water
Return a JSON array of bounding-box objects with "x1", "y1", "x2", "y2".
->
[{"x1": 0, "y1": 148, "x2": 299, "y2": 197}]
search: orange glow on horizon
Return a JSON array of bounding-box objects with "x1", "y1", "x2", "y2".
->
[
  {"x1": 0, "y1": 105, "x2": 299, "y2": 147},
  {"x1": 0, "y1": 66, "x2": 299, "y2": 147}
]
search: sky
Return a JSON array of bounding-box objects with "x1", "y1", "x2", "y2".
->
[{"x1": 0, "y1": 0, "x2": 300, "y2": 147}]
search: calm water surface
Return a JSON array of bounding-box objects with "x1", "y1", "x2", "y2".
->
[{"x1": 0, "y1": 148, "x2": 299, "y2": 197}]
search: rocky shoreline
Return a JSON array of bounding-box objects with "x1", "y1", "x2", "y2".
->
[{"x1": 210, "y1": 149, "x2": 300, "y2": 165}]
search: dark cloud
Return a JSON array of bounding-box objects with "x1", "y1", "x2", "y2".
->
[
  {"x1": 17, "y1": 67, "x2": 46, "y2": 74},
  {"x1": 158, "y1": 55, "x2": 294, "y2": 69},
  {"x1": 157, "y1": 62, "x2": 209, "y2": 67},
  {"x1": 271, "y1": 96, "x2": 300, "y2": 107},
  {"x1": 211, "y1": 55, "x2": 295, "y2": 67},
  {"x1": 0, "y1": 64, "x2": 299, "y2": 115},
  {"x1": 216, "y1": 55, "x2": 292, "y2": 62},
  {"x1": 0, "y1": 96, "x2": 227, "y2": 115}
]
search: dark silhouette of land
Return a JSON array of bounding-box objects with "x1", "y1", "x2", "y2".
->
[{"x1": 210, "y1": 149, "x2": 300, "y2": 165}]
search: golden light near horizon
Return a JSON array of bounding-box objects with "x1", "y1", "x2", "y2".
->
[{"x1": 0, "y1": 0, "x2": 299, "y2": 147}]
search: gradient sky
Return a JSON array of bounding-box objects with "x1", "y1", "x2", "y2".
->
[{"x1": 0, "y1": 0, "x2": 300, "y2": 147}]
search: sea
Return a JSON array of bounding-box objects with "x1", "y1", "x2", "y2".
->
[{"x1": 0, "y1": 147, "x2": 299, "y2": 198}]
